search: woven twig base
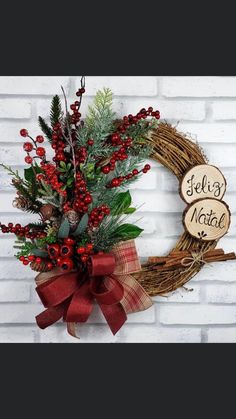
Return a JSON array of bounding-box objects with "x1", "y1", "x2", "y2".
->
[{"x1": 133, "y1": 122, "x2": 217, "y2": 296}]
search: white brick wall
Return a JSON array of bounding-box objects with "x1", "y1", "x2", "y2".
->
[{"x1": 0, "y1": 76, "x2": 236, "y2": 343}]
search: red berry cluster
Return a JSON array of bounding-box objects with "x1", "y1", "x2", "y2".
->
[
  {"x1": 73, "y1": 172, "x2": 92, "y2": 213},
  {"x1": 120, "y1": 107, "x2": 160, "y2": 132},
  {"x1": 46, "y1": 238, "x2": 94, "y2": 270},
  {"x1": 89, "y1": 205, "x2": 110, "y2": 228},
  {"x1": 19, "y1": 255, "x2": 47, "y2": 266},
  {"x1": 20, "y1": 129, "x2": 46, "y2": 164},
  {"x1": 102, "y1": 140, "x2": 131, "y2": 174},
  {"x1": 75, "y1": 146, "x2": 87, "y2": 164},
  {"x1": 76, "y1": 243, "x2": 94, "y2": 264},
  {"x1": 0, "y1": 223, "x2": 47, "y2": 239},
  {"x1": 76, "y1": 87, "x2": 85, "y2": 97},
  {"x1": 40, "y1": 162, "x2": 67, "y2": 197},
  {"x1": 51, "y1": 122, "x2": 68, "y2": 163},
  {"x1": 108, "y1": 164, "x2": 151, "y2": 188},
  {"x1": 70, "y1": 101, "x2": 82, "y2": 125}
]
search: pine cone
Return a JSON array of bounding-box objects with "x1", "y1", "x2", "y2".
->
[
  {"x1": 30, "y1": 259, "x2": 51, "y2": 272},
  {"x1": 40, "y1": 204, "x2": 55, "y2": 221},
  {"x1": 12, "y1": 196, "x2": 30, "y2": 210},
  {"x1": 65, "y1": 210, "x2": 79, "y2": 227}
]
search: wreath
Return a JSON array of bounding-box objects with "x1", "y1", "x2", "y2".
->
[{"x1": 0, "y1": 78, "x2": 235, "y2": 338}]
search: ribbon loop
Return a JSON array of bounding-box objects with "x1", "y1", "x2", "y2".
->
[{"x1": 88, "y1": 253, "x2": 116, "y2": 276}]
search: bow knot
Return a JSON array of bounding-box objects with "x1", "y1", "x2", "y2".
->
[{"x1": 35, "y1": 240, "x2": 152, "y2": 337}]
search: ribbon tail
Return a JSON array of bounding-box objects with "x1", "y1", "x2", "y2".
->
[
  {"x1": 117, "y1": 274, "x2": 153, "y2": 314},
  {"x1": 67, "y1": 322, "x2": 80, "y2": 339},
  {"x1": 66, "y1": 281, "x2": 94, "y2": 323},
  {"x1": 36, "y1": 302, "x2": 68, "y2": 329},
  {"x1": 99, "y1": 302, "x2": 127, "y2": 335}
]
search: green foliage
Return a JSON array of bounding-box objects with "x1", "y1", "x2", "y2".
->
[
  {"x1": 58, "y1": 218, "x2": 70, "y2": 238},
  {"x1": 72, "y1": 213, "x2": 89, "y2": 237},
  {"x1": 110, "y1": 191, "x2": 132, "y2": 215},
  {"x1": 31, "y1": 248, "x2": 48, "y2": 257},
  {"x1": 77, "y1": 88, "x2": 115, "y2": 159},
  {"x1": 15, "y1": 241, "x2": 35, "y2": 259},
  {"x1": 24, "y1": 166, "x2": 42, "y2": 182},
  {"x1": 113, "y1": 224, "x2": 143, "y2": 241},
  {"x1": 38, "y1": 116, "x2": 52, "y2": 140},
  {"x1": 50, "y1": 95, "x2": 62, "y2": 127}
]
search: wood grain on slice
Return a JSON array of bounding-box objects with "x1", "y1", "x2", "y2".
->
[
  {"x1": 183, "y1": 198, "x2": 231, "y2": 241},
  {"x1": 180, "y1": 164, "x2": 226, "y2": 204}
]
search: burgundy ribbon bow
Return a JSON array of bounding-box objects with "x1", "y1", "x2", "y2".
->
[{"x1": 35, "y1": 240, "x2": 153, "y2": 337}]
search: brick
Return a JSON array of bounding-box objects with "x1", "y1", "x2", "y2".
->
[
  {"x1": 0, "y1": 238, "x2": 18, "y2": 257},
  {"x1": 0, "y1": 304, "x2": 41, "y2": 323},
  {"x1": 77, "y1": 76, "x2": 158, "y2": 96},
  {"x1": 0, "y1": 76, "x2": 70, "y2": 95},
  {"x1": 116, "y1": 325, "x2": 201, "y2": 343},
  {"x1": 160, "y1": 305, "x2": 236, "y2": 325},
  {"x1": 0, "y1": 281, "x2": 30, "y2": 302},
  {"x1": 0, "y1": 121, "x2": 41, "y2": 143},
  {"x1": 153, "y1": 284, "x2": 201, "y2": 303},
  {"x1": 177, "y1": 122, "x2": 236, "y2": 143},
  {"x1": 0, "y1": 260, "x2": 34, "y2": 280},
  {"x1": 131, "y1": 190, "x2": 185, "y2": 212},
  {"x1": 117, "y1": 98, "x2": 205, "y2": 121},
  {"x1": 202, "y1": 144, "x2": 236, "y2": 167},
  {"x1": 0, "y1": 99, "x2": 31, "y2": 119},
  {"x1": 127, "y1": 213, "x2": 157, "y2": 235},
  {"x1": 39, "y1": 325, "x2": 117, "y2": 343},
  {"x1": 87, "y1": 304, "x2": 155, "y2": 324},
  {"x1": 207, "y1": 327, "x2": 236, "y2": 343},
  {"x1": 0, "y1": 143, "x2": 52, "y2": 166},
  {"x1": 212, "y1": 101, "x2": 236, "y2": 120},
  {"x1": 0, "y1": 326, "x2": 36, "y2": 342},
  {"x1": 129, "y1": 168, "x2": 158, "y2": 190},
  {"x1": 136, "y1": 237, "x2": 177, "y2": 257},
  {"x1": 205, "y1": 284, "x2": 236, "y2": 303},
  {"x1": 162, "y1": 77, "x2": 236, "y2": 97},
  {"x1": 192, "y1": 261, "x2": 236, "y2": 282}
]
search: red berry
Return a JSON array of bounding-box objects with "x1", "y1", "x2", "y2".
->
[
  {"x1": 60, "y1": 245, "x2": 74, "y2": 258},
  {"x1": 28, "y1": 255, "x2": 35, "y2": 261},
  {"x1": 86, "y1": 243, "x2": 93, "y2": 252},
  {"x1": 23, "y1": 260, "x2": 29, "y2": 265},
  {"x1": 132, "y1": 169, "x2": 139, "y2": 176},
  {"x1": 111, "y1": 179, "x2": 119, "y2": 187},
  {"x1": 35, "y1": 257, "x2": 42, "y2": 264},
  {"x1": 60, "y1": 258, "x2": 74, "y2": 271},
  {"x1": 25, "y1": 156, "x2": 33, "y2": 164},
  {"x1": 144, "y1": 164, "x2": 151, "y2": 171},
  {"x1": 77, "y1": 246, "x2": 85, "y2": 255},
  {"x1": 36, "y1": 147, "x2": 46, "y2": 157},
  {"x1": 64, "y1": 238, "x2": 76, "y2": 246},
  {"x1": 20, "y1": 129, "x2": 28, "y2": 137},
  {"x1": 23, "y1": 142, "x2": 33, "y2": 152},
  {"x1": 19, "y1": 256, "x2": 25, "y2": 262},
  {"x1": 36, "y1": 135, "x2": 44, "y2": 143},
  {"x1": 47, "y1": 262, "x2": 53, "y2": 270},
  {"x1": 48, "y1": 244, "x2": 61, "y2": 258},
  {"x1": 84, "y1": 195, "x2": 92, "y2": 204},
  {"x1": 81, "y1": 255, "x2": 88, "y2": 263},
  {"x1": 102, "y1": 165, "x2": 110, "y2": 174},
  {"x1": 87, "y1": 139, "x2": 94, "y2": 146}
]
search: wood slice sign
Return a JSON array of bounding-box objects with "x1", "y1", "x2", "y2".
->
[
  {"x1": 183, "y1": 198, "x2": 231, "y2": 241},
  {"x1": 180, "y1": 164, "x2": 226, "y2": 204}
]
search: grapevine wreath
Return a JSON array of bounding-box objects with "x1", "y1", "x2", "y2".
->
[{"x1": 1, "y1": 77, "x2": 235, "y2": 337}]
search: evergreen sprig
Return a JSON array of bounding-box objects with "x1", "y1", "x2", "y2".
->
[
  {"x1": 50, "y1": 95, "x2": 62, "y2": 127},
  {"x1": 38, "y1": 116, "x2": 52, "y2": 140}
]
